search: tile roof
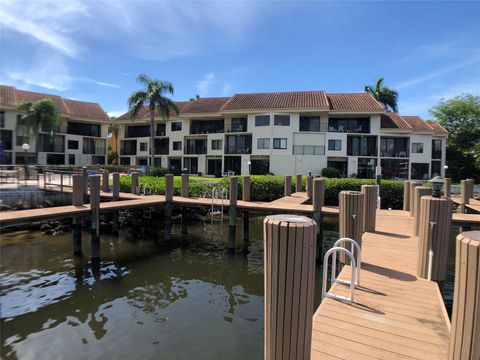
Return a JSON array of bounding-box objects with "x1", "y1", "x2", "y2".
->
[
  {"x1": 116, "y1": 101, "x2": 192, "y2": 121},
  {"x1": 426, "y1": 120, "x2": 448, "y2": 135},
  {"x1": 402, "y1": 116, "x2": 434, "y2": 131},
  {"x1": 328, "y1": 93, "x2": 384, "y2": 111},
  {"x1": 221, "y1": 91, "x2": 330, "y2": 111},
  {"x1": 0, "y1": 85, "x2": 109, "y2": 121},
  {"x1": 381, "y1": 113, "x2": 412, "y2": 129},
  {"x1": 183, "y1": 97, "x2": 230, "y2": 113}
]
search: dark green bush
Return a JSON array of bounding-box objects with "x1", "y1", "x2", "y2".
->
[
  {"x1": 322, "y1": 167, "x2": 341, "y2": 178},
  {"x1": 149, "y1": 166, "x2": 168, "y2": 177}
]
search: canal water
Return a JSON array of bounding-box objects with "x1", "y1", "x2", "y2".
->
[
  {"x1": 0, "y1": 215, "x2": 339, "y2": 360},
  {"x1": 0, "y1": 214, "x2": 475, "y2": 360}
]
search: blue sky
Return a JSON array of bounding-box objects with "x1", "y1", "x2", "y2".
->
[{"x1": 1, "y1": 1, "x2": 479, "y2": 118}]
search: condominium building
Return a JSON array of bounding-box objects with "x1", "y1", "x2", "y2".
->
[
  {"x1": 0, "y1": 85, "x2": 110, "y2": 166},
  {"x1": 115, "y1": 91, "x2": 447, "y2": 180}
]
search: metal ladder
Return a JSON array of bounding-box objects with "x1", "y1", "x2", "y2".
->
[
  {"x1": 321, "y1": 237, "x2": 362, "y2": 303},
  {"x1": 209, "y1": 186, "x2": 227, "y2": 223}
]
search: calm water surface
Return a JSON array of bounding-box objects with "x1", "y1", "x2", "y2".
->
[{"x1": 0, "y1": 215, "x2": 339, "y2": 360}]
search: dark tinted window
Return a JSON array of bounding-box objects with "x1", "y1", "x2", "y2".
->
[
  {"x1": 274, "y1": 115, "x2": 290, "y2": 126},
  {"x1": 67, "y1": 122, "x2": 101, "y2": 137},
  {"x1": 255, "y1": 115, "x2": 270, "y2": 126},
  {"x1": 299, "y1": 116, "x2": 320, "y2": 132}
]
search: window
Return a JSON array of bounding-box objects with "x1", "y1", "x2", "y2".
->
[
  {"x1": 185, "y1": 139, "x2": 207, "y2": 154},
  {"x1": 0, "y1": 151, "x2": 12, "y2": 164},
  {"x1": 171, "y1": 122, "x2": 182, "y2": 131},
  {"x1": 121, "y1": 140, "x2": 137, "y2": 155},
  {"x1": 357, "y1": 158, "x2": 377, "y2": 178},
  {"x1": 299, "y1": 116, "x2": 321, "y2": 132},
  {"x1": 381, "y1": 159, "x2": 409, "y2": 180},
  {"x1": 347, "y1": 136, "x2": 377, "y2": 156},
  {"x1": 125, "y1": 125, "x2": 150, "y2": 138},
  {"x1": 380, "y1": 137, "x2": 409, "y2": 157},
  {"x1": 226, "y1": 135, "x2": 252, "y2": 154},
  {"x1": 140, "y1": 142, "x2": 148, "y2": 152},
  {"x1": 231, "y1": 118, "x2": 247, "y2": 132},
  {"x1": 172, "y1": 141, "x2": 182, "y2": 151},
  {"x1": 0, "y1": 111, "x2": 4, "y2": 128},
  {"x1": 39, "y1": 134, "x2": 65, "y2": 153},
  {"x1": 432, "y1": 139, "x2": 442, "y2": 159},
  {"x1": 251, "y1": 157, "x2": 270, "y2": 175},
  {"x1": 68, "y1": 154, "x2": 75, "y2": 165},
  {"x1": 273, "y1": 138, "x2": 287, "y2": 149},
  {"x1": 156, "y1": 124, "x2": 166, "y2": 136},
  {"x1": 92, "y1": 156, "x2": 105, "y2": 165},
  {"x1": 328, "y1": 139, "x2": 341, "y2": 151},
  {"x1": 0, "y1": 130, "x2": 13, "y2": 150},
  {"x1": 412, "y1": 143, "x2": 424, "y2": 154},
  {"x1": 67, "y1": 140, "x2": 79, "y2": 150},
  {"x1": 328, "y1": 118, "x2": 370, "y2": 133},
  {"x1": 257, "y1": 138, "x2": 270, "y2": 149},
  {"x1": 431, "y1": 160, "x2": 442, "y2": 177},
  {"x1": 255, "y1": 115, "x2": 270, "y2": 127},
  {"x1": 46, "y1": 153, "x2": 65, "y2": 165},
  {"x1": 274, "y1": 115, "x2": 290, "y2": 126},
  {"x1": 120, "y1": 157, "x2": 131, "y2": 165},
  {"x1": 67, "y1": 122, "x2": 101, "y2": 137},
  {"x1": 411, "y1": 163, "x2": 429, "y2": 180},
  {"x1": 16, "y1": 135, "x2": 30, "y2": 146},
  {"x1": 293, "y1": 145, "x2": 325, "y2": 155},
  {"x1": 211, "y1": 139, "x2": 222, "y2": 150},
  {"x1": 154, "y1": 138, "x2": 169, "y2": 155}
]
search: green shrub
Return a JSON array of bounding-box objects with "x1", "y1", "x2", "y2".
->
[
  {"x1": 322, "y1": 167, "x2": 341, "y2": 178},
  {"x1": 149, "y1": 166, "x2": 168, "y2": 177}
]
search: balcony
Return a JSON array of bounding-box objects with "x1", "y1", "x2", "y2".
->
[
  {"x1": 125, "y1": 125, "x2": 150, "y2": 138},
  {"x1": 225, "y1": 118, "x2": 247, "y2": 133},
  {"x1": 190, "y1": 119, "x2": 224, "y2": 135},
  {"x1": 185, "y1": 139, "x2": 207, "y2": 154},
  {"x1": 328, "y1": 118, "x2": 370, "y2": 134},
  {"x1": 38, "y1": 134, "x2": 65, "y2": 153}
]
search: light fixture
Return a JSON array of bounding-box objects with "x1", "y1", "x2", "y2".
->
[
  {"x1": 22, "y1": 143, "x2": 30, "y2": 151},
  {"x1": 430, "y1": 176, "x2": 444, "y2": 198}
]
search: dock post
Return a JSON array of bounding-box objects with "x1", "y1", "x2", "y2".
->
[
  {"x1": 131, "y1": 171, "x2": 139, "y2": 195},
  {"x1": 403, "y1": 180, "x2": 411, "y2": 211},
  {"x1": 413, "y1": 186, "x2": 432, "y2": 236},
  {"x1": 228, "y1": 176, "x2": 238, "y2": 251},
  {"x1": 72, "y1": 174, "x2": 84, "y2": 255},
  {"x1": 82, "y1": 167, "x2": 88, "y2": 202},
  {"x1": 264, "y1": 214, "x2": 316, "y2": 360},
  {"x1": 448, "y1": 231, "x2": 480, "y2": 360},
  {"x1": 361, "y1": 184, "x2": 377, "y2": 232},
  {"x1": 306, "y1": 175, "x2": 313, "y2": 198},
  {"x1": 313, "y1": 178, "x2": 324, "y2": 258},
  {"x1": 409, "y1": 181, "x2": 423, "y2": 217},
  {"x1": 242, "y1": 176, "x2": 250, "y2": 242},
  {"x1": 284, "y1": 176, "x2": 292, "y2": 197},
  {"x1": 165, "y1": 174, "x2": 173, "y2": 241},
  {"x1": 89, "y1": 175, "x2": 101, "y2": 259},
  {"x1": 417, "y1": 195, "x2": 452, "y2": 281},
  {"x1": 339, "y1": 191, "x2": 364, "y2": 263},
  {"x1": 102, "y1": 169, "x2": 109, "y2": 192},
  {"x1": 111, "y1": 172, "x2": 120, "y2": 235},
  {"x1": 295, "y1": 174, "x2": 302, "y2": 193},
  {"x1": 181, "y1": 174, "x2": 189, "y2": 234},
  {"x1": 444, "y1": 177, "x2": 451, "y2": 198}
]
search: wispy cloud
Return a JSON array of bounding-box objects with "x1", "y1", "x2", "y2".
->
[
  {"x1": 222, "y1": 83, "x2": 232, "y2": 96},
  {"x1": 394, "y1": 55, "x2": 480, "y2": 90},
  {"x1": 196, "y1": 72, "x2": 216, "y2": 96},
  {"x1": 77, "y1": 78, "x2": 120, "y2": 89}
]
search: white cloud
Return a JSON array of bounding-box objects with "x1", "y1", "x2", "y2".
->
[
  {"x1": 107, "y1": 110, "x2": 127, "y2": 118},
  {"x1": 196, "y1": 72, "x2": 216, "y2": 96},
  {"x1": 76, "y1": 78, "x2": 120, "y2": 89},
  {"x1": 222, "y1": 83, "x2": 232, "y2": 96}
]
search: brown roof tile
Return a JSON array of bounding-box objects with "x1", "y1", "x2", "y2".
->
[
  {"x1": 0, "y1": 85, "x2": 109, "y2": 121},
  {"x1": 426, "y1": 120, "x2": 448, "y2": 135},
  {"x1": 183, "y1": 97, "x2": 230, "y2": 113},
  {"x1": 328, "y1": 93, "x2": 384, "y2": 111},
  {"x1": 402, "y1": 116, "x2": 434, "y2": 131},
  {"x1": 221, "y1": 91, "x2": 329, "y2": 111},
  {"x1": 381, "y1": 113, "x2": 412, "y2": 129}
]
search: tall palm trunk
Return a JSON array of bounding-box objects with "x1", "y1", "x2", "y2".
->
[{"x1": 150, "y1": 110, "x2": 155, "y2": 167}]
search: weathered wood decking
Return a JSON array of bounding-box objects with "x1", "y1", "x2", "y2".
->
[
  {"x1": 311, "y1": 210, "x2": 451, "y2": 359},
  {"x1": 451, "y1": 196, "x2": 480, "y2": 213}
]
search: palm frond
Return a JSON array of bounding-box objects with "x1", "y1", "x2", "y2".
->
[{"x1": 128, "y1": 91, "x2": 147, "y2": 120}]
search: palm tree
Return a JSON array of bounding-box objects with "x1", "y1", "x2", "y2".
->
[
  {"x1": 189, "y1": 94, "x2": 200, "y2": 101},
  {"x1": 17, "y1": 98, "x2": 61, "y2": 164},
  {"x1": 108, "y1": 121, "x2": 119, "y2": 153},
  {"x1": 128, "y1": 74, "x2": 179, "y2": 167},
  {"x1": 364, "y1": 78, "x2": 399, "y2": 112}
]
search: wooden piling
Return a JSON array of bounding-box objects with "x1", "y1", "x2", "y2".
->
[
  {"x1": 242, "y1": 176, "x2": 250, "y2": 202},
  {"x1": 448, "y1": 231, "x2": 480, "y2": 360},
  {"x1": 295, "y1": 174, "x2": 302, "y2": 193},
  {"x1": 284, "y1": 176, "x2": 292, "y2": 197},
  {"x1": 313, "y1": 178, "x2": 324, "y2": 257},
  {"x1": 417, "y1": 196, "x2": 452, "y2": 281},
  {"x1": 409, "y1": 181, "x2": 423, "y2": 217},
  {"x1": 72, "y1": 174, "x2": 84, "y2": 206},
  {"x1": 131, "y1": 171, "x2": 139, "y2": 195},
  {"x1": 444, "y1": 177, "x2": 451, "y2": 198},
  {"x1": 111, "y1": 172, "x2": 119, "y2": 235},
  {"x1": 339, "y1": 191, "x2": 364, "y2": 263},
  {"x1": 165, "y1": 174, "x2": 173, "y2": 241},
  {"x1": 82, "y1": 167, "x2": 88, "y2": 202},
  {"x1": 181, "y1": 174, "x2": 189, "y2": 197},
  {"x1": 229, "y1": 176, "x2": 238, "y2": 250},
  {"x1": 413, "y1": 186, "x2": 432, "y2": 236},
  {"x1": 306, "y1": 175, "x2": 313, "y2": 198},
  {"x1": 102, "y1": 169, "x2": 109, "y2": 192},
  {"x1": 361, "y1": 185, "x2": 377, "y2": 232},
  {"x1": 243, "y1": 211, "x2": 250, "y2": 242},
  {"x1": 263, "y1": 214, "x2": 316, "y2": 360},
  {"x1": 461, "y1": 179, "x2": 474, "y2": 205},
  {"x1": 89, "y1": 175, "x2": 101, "y2": 259},
  {"x1": 403, "y1": 180, "x2": 411, "y2": 211},
  {"x1": 72, "y1": 216, "x2": 82, "y2": 255}
]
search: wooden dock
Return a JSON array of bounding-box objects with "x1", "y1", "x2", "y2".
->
[
  {"x1": 451, "y1": 196, "x2": 480, "y2": 213},
  {"x1": 311, "y1": 210, "x2": 451, "y2": 359}
]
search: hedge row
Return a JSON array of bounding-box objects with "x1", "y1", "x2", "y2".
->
[{"x1": 120, "y1": 175, "x2": 404, "y2": 209}]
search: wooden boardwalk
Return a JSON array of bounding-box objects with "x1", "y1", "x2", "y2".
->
[
  {"x1": 311, "y1": 210, "x2": 451, "y2": 359},
  {"x1": 451, "y1": 196, "x2": 480, "y2": 213}
]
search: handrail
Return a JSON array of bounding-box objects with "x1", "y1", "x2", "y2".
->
[
  {"x1": 322, "y1": 246, "x2": 357, "y2": 303},
  {"x1": 333, "y1": 237, "x2": 362, "y2": 286}
]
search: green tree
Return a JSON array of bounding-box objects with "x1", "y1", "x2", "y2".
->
[
  {"x1": 108, "y1": 121, "x2": 119, "y2": 154},
  {"x1": 17, "y1": 98, "x2": 61, "y2": 163},
  {"x1": 189, "y1": 94, "x2": 200, "y2": 101},
  {"x1": 429, "y1": 93, "x2": 480, "y2": 181},
  {"x1": 128, "y1": 74, "x2": 179, "y2": 166},
  {"x1": 364, "y1": 77, "x2": 399, "y2": 112}
]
